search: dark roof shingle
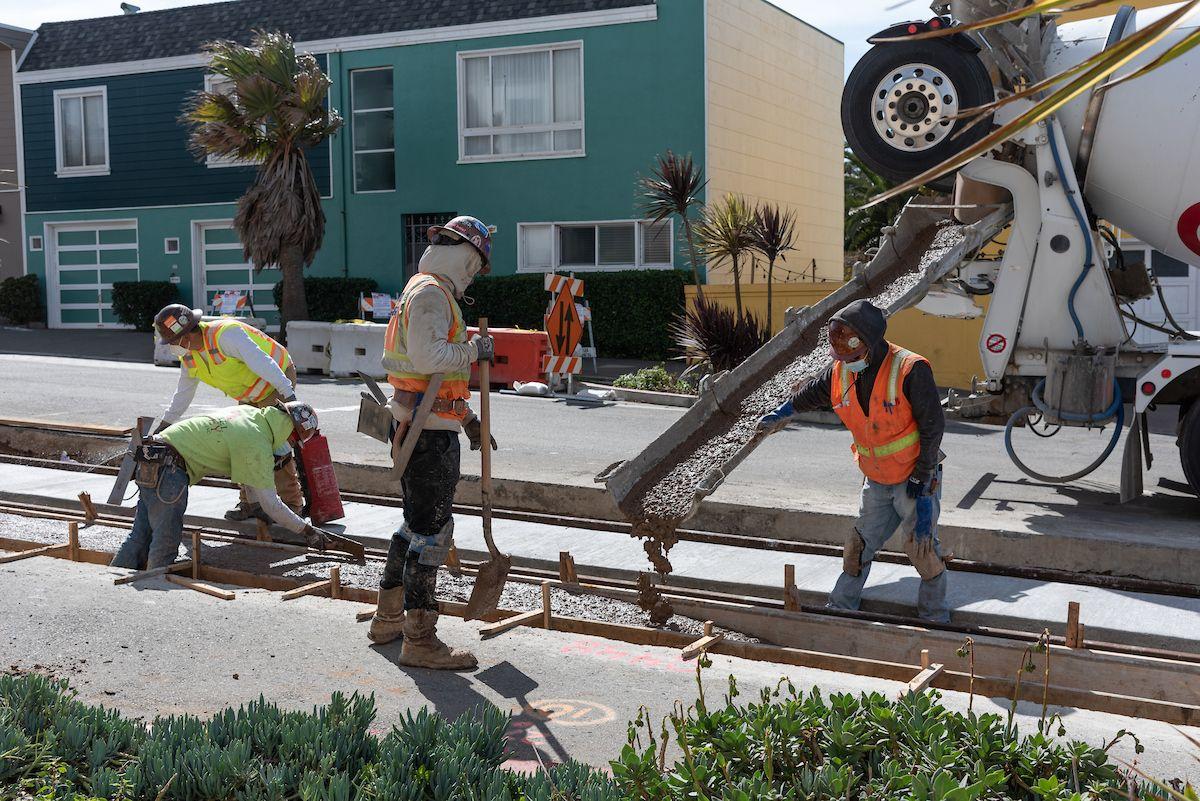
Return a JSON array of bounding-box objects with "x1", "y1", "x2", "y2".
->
[{"x1": 22, "y1": 0, "x2": 654, "y2": 72}]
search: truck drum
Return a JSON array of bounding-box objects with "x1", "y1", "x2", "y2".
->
[{"x1": 842, "y1": 38, "x2": 994, "y2": 189}]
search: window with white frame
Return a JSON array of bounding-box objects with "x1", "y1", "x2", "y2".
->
[
  {"x1": 518, "y1": 220, "x2": 673, "y2": 272},
  {"x1": 458, "y1": 42, "x2": 583, "y2": 162},
  {"x1": 352, "y1": 68, "x2": 395, "y2": 192},
  {"x1": 54, "y1": 86, "x2": 109, "y2": 177},
  {"x1": 204, "y1": 75, "x2": 263, "y2": 168}
]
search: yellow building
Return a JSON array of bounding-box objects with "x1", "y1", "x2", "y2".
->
[{"x1": 702, "y1": 1, "x2": 845, "y2": 284}]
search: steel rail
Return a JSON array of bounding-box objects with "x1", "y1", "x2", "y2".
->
[
  {"x1": 1, "y1": 450, "x2": 1196, "y2": 600},
  {"x1": 2, "y1": 496, "x2": 1198, "y2": 667}
]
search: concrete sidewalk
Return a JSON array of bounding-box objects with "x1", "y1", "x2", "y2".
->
[
  {"x1": 3, "y1": 462, "x2": 1198, "y2": 653},
  {"x1": 1, "y1": 556, "x2": 1197, "y2": 781}
]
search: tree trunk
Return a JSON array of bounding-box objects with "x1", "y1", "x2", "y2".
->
[
  {"x1": 683, "y1": 219, "x2": 704, "y2": 299},
  {"x1": 277, "y1": 243, "x2": 309, "y2": 344},
  {"x1": 766, "y1": 257, "x2": 775, "y2": 333},
  {"x1": 731, "y1": 254, "x2": 743, "y2": 320}
]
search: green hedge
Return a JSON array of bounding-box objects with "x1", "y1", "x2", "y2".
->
[
  {"x1": 0, "y1": 274, "x2": 45, "y2": 325},
  {"x1": 271, "y1": 276, "x2": 379, "y2": 322},
  {"x1": 111, "y1": 281, "x2": 181, "y2": 331},
  {"x1": 466, "y1": 270, "x2": 687, "y2": 361}
]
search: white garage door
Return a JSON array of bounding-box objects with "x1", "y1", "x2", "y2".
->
[
  {"x1": 191, "y1": 221, "x2": 280, "y2": 330},
  {"x1": 1122, "y1": 242, "x2": 1200, "y2": 345},
  {"x1": 46, "y1": 221, "x2": 139, "y2": 328}
]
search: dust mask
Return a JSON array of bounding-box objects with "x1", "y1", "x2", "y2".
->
[
  {"x1": 845, "y1": 358, "x2": 869, "y2": 373},
  {"x1": 167, "y1": 345, "x2": 187, "y2": 358}
]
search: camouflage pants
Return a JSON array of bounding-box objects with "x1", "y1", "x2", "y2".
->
[{"x1": 381, "y1": 430, "x2": 460, "y2": 611}]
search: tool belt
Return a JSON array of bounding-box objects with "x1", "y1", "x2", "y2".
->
[
  {"x1": 133, "y1": 438, "x2": 186, "y2": 489},
  {"x1": 392, "y1": 390, "x2": 468, "y2": 417}
]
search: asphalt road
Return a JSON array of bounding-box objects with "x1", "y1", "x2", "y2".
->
[
  {"x1": 3, "y1": 555, "x2": 1196, "y2": 781},
  {"x1": 1, "y1": 353, "x2": 1195, "y2": 538}
]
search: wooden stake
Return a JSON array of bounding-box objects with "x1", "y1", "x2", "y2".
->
[
  {"x1": 682, "y1": 620, "x2": 725, "y2": 661},
  {"x1": 921, "y1": 649, "x2": 931, "y2": 669},
  {"x1": 356, "y1": 608, "x2": 377, "y2": 622},
  {"x1": 113, "y1": 561, "x2": 191, "y2": 585},
  {"x1": 191, "y1": 529, "x2": 200, "y2": 579},
  {"x1": 1066, "y1": 602, "x2": 1083, "y2": 649},
  {"x1": 281, "y1": 578, "x2": 332, "y2": 601},
  {"x1": 446, "y1": 545, "x2": 462, "y2": 573},
  {"x1": 330, "y1": 566, "x2": 342, "y2": 600},
  {"x1": 541, "y1": 580, "x2": 552, "y2": 629},
  {"x1": 68, "y1": 522, "x2": 80, "y2": 562},
  {"x1": 255, "y1": 520, "x2": 273, "y2": 542},
  {"x1": 480, "y1": 610, "x2": 543, "y2": 639},
  {"x1": 783, "y1": 564, "x2": 798, "y2": 611},
  {"x1": 558, "y1": 551, "x2": 578, "y2": 584},
  {"x1": 165, "y1": 573, "x2": 235, "y2": 601},
  {"x1": 78, "y1": 492, "x2": 98, "y2": 523},
  {"x1": 0, "y1": 543, "x2": 68, "y2": 564},
  {"x1": 907, "y1": 662, "x2": 945, "y2": 694}
]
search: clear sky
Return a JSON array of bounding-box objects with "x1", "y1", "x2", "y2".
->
[{"x1": 6, "y1": 0, "x2": 912, "y2": 77}]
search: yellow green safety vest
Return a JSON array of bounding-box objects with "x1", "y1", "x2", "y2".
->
[
  {"x1": 382, "y1": 273, "x2": 471, "y2": 421},
  {"x1": 181, "y1": 318, "x2": 292, "y2": 404}
]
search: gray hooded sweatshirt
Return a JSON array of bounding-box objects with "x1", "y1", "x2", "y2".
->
[{"x1": 788, "y1": 300, "x2": 945, "y2": 483}]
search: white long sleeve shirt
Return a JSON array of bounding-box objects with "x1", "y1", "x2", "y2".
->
[
  {"x1": 247, "y1": 486, "x2": 307, "y2": 533},
  {"x1": 163, "y1": 325, "x2": 295, "y2": 422}
]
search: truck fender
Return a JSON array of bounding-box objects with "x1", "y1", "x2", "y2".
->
[
  {"x1": 1134, "y1": 348, "x2": 1200, "y2": 413},
  {"x1": 868, "y1": 19, "x2": 981, "y2": 53}
]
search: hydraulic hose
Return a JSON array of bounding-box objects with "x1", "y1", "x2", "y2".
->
[
  {"x1": 1047, "y1": 119, "x2": 1094, "y2": 342},
  {"x1": 1004, "y1": 379, "x2": 1125, "y2": 483},
  {"x1": 1031, "y1": 377, "x2": 1121, "y2": 424}
]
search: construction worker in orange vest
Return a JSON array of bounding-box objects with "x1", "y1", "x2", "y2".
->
[
  {"x1": 758, "y1": 300, "x2": 949, "y2": 622},
  {"x1": 371, "y1": 215, "x2": 496, "y2": 670},
  {"x1": 153, "y1": 304, "x2": 304, "y2": 521}
]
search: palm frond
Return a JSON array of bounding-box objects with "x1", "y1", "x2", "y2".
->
[
  {"x1": 870, "y1": 0, "x2": 1109, "y2": 42},
  {"x1": 695, "y1": 194, "x2": 754, "y2": 263},
  {"x1": 748, "y1": 203, "x2": 797, "y2": 264},
  {"x1": 637, "y1": 151, "x2": 706, "y2": 224},
  {"x1": 858, "y1": 0, "x2": 1200, "y2": 211}
]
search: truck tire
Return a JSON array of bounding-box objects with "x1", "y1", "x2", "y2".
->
[
  {"x1": 1181, "y1": 400, "x2": 1200, "y2": 497},
  {"x1": 842, "y1": 39, "x2": 994, "y2": 189}
]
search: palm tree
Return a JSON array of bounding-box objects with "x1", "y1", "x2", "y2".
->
[
  {"x1": 183, "y1": 31, "x2": 342, "y2": 336},
  {"x1": 637, "y1": 151, "x2": 707, "y2": 293},
  {"x1": 844, "y1": 147, "x2": 918, "y2": 253},
  {"x1": 748, "y1": 202, "x2": 797, "y2": 332},
  {"x1": 695, "y1": 194, "x2": 755, "y2": 319}
]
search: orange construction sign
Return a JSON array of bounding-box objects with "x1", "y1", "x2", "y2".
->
[{"x1": 545, "y1": 288, "x2": 583, "y2": 358}]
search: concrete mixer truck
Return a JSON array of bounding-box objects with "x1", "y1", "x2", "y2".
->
[{"x1": 840, "y1": 1, "x2": 1200, "y2": 498}]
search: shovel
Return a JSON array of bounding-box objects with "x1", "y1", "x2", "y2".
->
[{"x1": 464, "y1": 318, "x2": 511, "y2": 620}]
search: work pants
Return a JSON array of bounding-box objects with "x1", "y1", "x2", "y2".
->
[
  {"x1": 828, "y1": 466, "x2": 949, "y2": 622},
  {"x1": 110, "y1": 463, "x2": 191, "y2": 571},
  {"x1": 381, "y1": 430, "x2": 461, "y2": 612},
  {"x1": 237, "y1": 363, "x2": 304, "y2": 512}
]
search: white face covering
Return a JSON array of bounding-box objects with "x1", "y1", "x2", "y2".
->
[{"x1": 167, "y1": 344, "x2": 187, "y2": 358}]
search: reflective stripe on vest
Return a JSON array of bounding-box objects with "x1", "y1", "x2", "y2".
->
[
  {"x1": 382, "y1": 274, "x2": 471, "y2": 421},
  {"x1": 181, "y1": 319, "x2": 292, "y2": 404},
  {"x1": 830, "y1": 344, "x2": 926, "y2": 484}
]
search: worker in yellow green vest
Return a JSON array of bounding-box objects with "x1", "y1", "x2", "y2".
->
[
  {"x1": 371, "y1": 215, "x2": 495, "y2": 670},
  {"x1": 153, "y1": 304, "x2": 303, "y2": 521}
]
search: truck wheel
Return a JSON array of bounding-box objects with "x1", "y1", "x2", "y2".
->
[
  {"x1": 1181, "y1": 400, "x2": 1200, "y2": 496},
  {"x1": 842, "y1": 39, "x2": 994, "y2": 189}
]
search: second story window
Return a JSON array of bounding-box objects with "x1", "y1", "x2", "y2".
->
[
  {"x1": 352, "y1": 68, "x2": 395, "y2": 192},
  {"x1": 204, "y1": 75, "x2": 265, "y2": 168},
  {"x1": 54, "y1": 86, "x2": 109, "y2": 177},
  {"x1": 458, "y1": 42, "x2": 584, "y2": 163}
]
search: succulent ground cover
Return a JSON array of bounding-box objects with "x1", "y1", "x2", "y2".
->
[{"x1": 1, "y1": 671, "x2": 1193, "y2": 801}]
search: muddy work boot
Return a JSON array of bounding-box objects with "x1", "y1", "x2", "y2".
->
[
  {"x1": 399, "y1": 609, "x2": 477, "y2": 670},
  {"x1": 368, "y1": 585, "x2": 406, "y2": 645},
  {"x1": 224, "y1": 501, "x2": 267, "y2": 522}
]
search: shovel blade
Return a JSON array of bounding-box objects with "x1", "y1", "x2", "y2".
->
[{"x1": 463, "y1": 553, "x2": 512, "y2": 621}]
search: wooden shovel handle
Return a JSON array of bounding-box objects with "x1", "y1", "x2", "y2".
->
[{"x1": 478, "y1": 319, "x2": 499, "y2": 558}]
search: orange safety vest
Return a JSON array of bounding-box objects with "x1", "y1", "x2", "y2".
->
[
  {"x1": 381, "y1": 273, "x2": 471, "y2": 421},
  {"x1": 830, "y1": 343, "x2": 927, "y2": 485}
]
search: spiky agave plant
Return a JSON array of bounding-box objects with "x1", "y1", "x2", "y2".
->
[
  {"x1": 183, "y1": 31, "x2": 343, "y2": 335},
  {"x1": 638, "y1": 151, "x2": 708, "y2": 292},
  {"x1": 695, "y1": 194, "x2": 755, "y2": 318},
  {"x1": 748, "y1": 202, "x2": 797, "y2": 333},
  {"x1": 859, "y1": 0, "x2": 1200, "y2": 210}
]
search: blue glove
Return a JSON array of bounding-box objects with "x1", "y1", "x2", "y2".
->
[
  {"x1": 906, "y1": 475, "x2": 930, "y2": 499},
  {"x1": 757, "y1": 400, "x2": 795, "y2": 434},
  {"x1": 914, "y1": 495, "x2": 934, "y2": 542}
]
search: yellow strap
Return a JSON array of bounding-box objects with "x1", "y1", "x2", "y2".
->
[{"x1": 855, "y1": 429, "x2": 919, "y2": 458}]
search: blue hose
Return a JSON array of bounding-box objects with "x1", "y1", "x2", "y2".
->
[
  {"x1": 1004, "y1": 379, "x2": 1125, "y2": 483},
  {"x1": 1047, "y1": 118, "x2": 1094, "y2": 342},
  {"x1": 1031, "y1": 378, "x2": 1122, "y2": 424}
]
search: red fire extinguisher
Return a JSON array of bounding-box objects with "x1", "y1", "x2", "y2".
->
[{"x1": 294, "y1": 432, "x2": 345, "y2": 525}]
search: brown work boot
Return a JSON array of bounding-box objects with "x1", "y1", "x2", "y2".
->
[
  {"x1": 224, "y1": 501, "x2": 264, "y2": 522},
  {"x1": 399, "y1": 609, "x2": 477, "y2": 670},
  {"x1": 368, "y1": 586, "x2": 406, "y2": 644}
]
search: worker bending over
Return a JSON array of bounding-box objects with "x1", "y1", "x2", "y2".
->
[
  {"x1": 370, "y1": 215, "x2": 496, "y2": 670},
  {"x1": 111, "y1": 403, "x2": 333, "y2": 571},
  {"x1": 759, "y1": 300, "x2": 949, "y2": 622},
  {"x1": 154, "y1": 304, "x2": 303, "y2": 521}
]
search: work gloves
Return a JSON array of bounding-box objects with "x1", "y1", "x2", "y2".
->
[
  {"x1": 906, "y1": 474, "x2": 936, "y2": 548},
  {"x1": 463, "y1": 414, "x2": 497, "y2": 452},
  {"x1": 757, "y1": 400, "x2": 796, "y2": 434},
  {"x1": 471, "y1": 334, "x2": 495, "y2": 363},
  {"x1": 302, "y1": 523, "x2": 330, "y2": 552}
]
